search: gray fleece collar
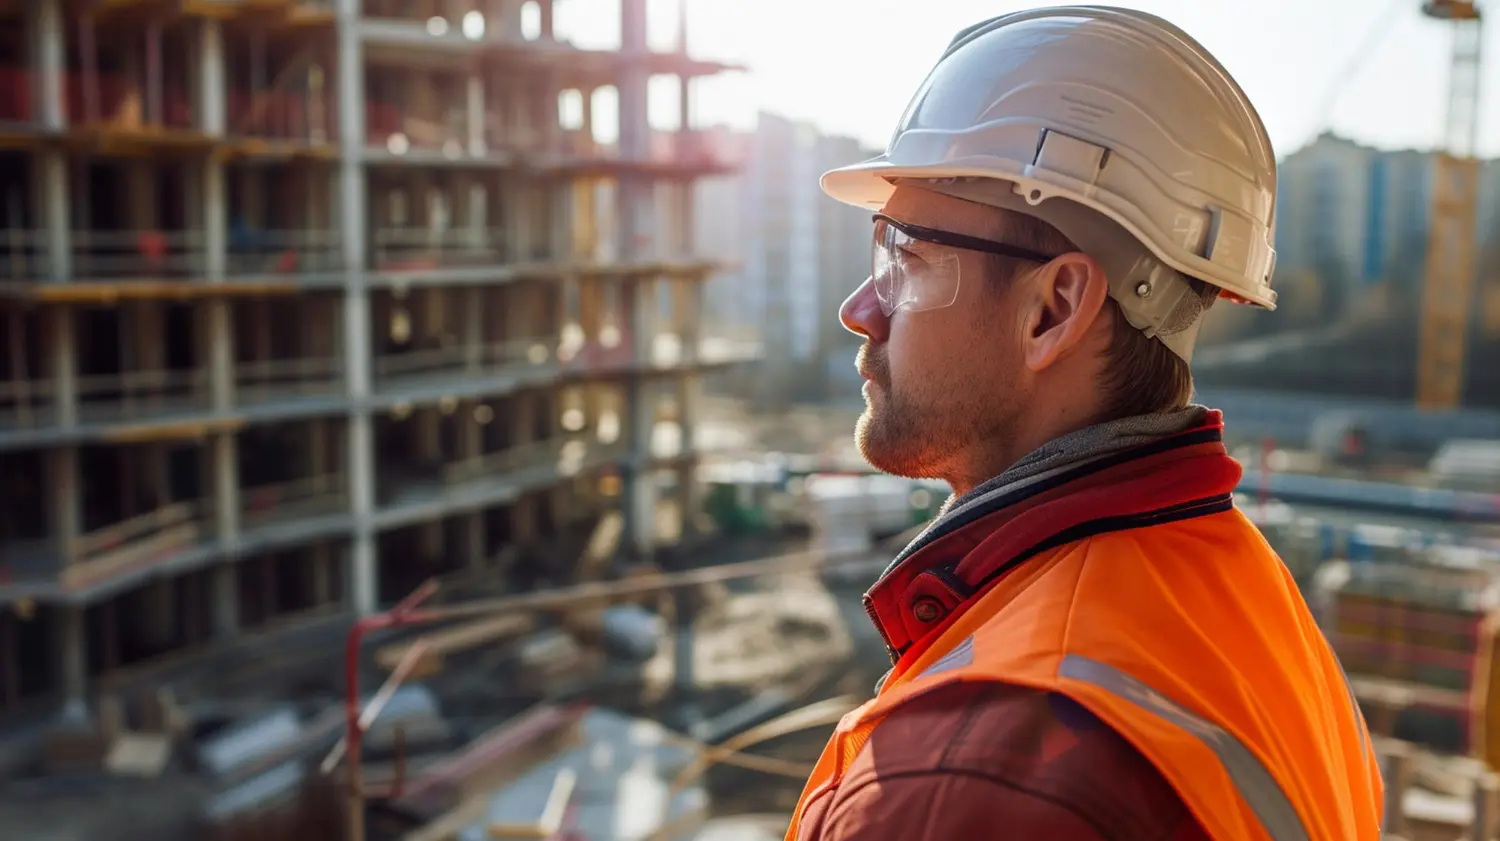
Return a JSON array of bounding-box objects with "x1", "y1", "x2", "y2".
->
[{"x1": 882, "y1": 405, "x2": 1210, "y2": 579}]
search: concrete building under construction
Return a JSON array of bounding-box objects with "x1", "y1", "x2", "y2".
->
[{"x1": 0, "y1": 0, "x2": 750, "y2": 722}]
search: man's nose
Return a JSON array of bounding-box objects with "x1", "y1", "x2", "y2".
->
[{"x1": 840, "y1": 277, "x2": 889, "y2": 342}]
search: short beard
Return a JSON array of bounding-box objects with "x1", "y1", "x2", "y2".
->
[
  {"x1": 855, "y1": 384, "x2": 944, "y2": 479},
  {"x1": 854, "y1": 345, "x2": 1018, "y2": 485}
]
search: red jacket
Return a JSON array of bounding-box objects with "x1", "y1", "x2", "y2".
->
[{"x1": 799, "y1": 678, "x2": 1213, "y2": 840}]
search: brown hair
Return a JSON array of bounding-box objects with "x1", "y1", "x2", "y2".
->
[{"x1": 997, "y1": 212, "x2": 1195, "y2": 421}]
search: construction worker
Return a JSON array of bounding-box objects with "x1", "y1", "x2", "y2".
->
[{"x1": 787, "y1": 8, "x2": 1383, "y2": 841}]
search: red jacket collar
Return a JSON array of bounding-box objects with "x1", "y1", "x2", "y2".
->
[{"x1": 865, "y1": 411, "x2": 1243, "y2": 666}]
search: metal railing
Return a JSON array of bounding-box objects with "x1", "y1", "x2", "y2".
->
[
  {"x1": 0, "y1": 357, "x2": 343, "y2": 429},
  {"x1": 76, "y1": 367, "x2": 211, "y2": 423},
  {"x1": 373, "y1": 338, "x2": 549, "y2": 381},
  {"x1": 371, "y1": 227, "x2": 508, "y2": 271},
  {"x1": 0, "y1": 228, "x2": 343, "y2": 283},
  {"x1": 236, "y1": 356, "x2": 344, "y2": 404},
  {"x1": 227, "y1": 229, "x2": 344, "y2": 277},
  {"x1": 242, "y1": 473, "x2": 349, "y2": 527},
  {"x1": 439, "y1": 435, "x2": 629, "y2": 485},
  {"x1": 0, "y1": 375, "x2": 56, "y2": 429},
  {"x1": 62, "y1": 229, "x2": 199, "y2": 280}
]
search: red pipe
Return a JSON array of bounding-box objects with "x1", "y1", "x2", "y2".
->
[{"x1": 342, "y1": 579, "x2": 439, "y2": 812}]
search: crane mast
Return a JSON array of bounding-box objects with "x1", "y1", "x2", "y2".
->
[{"x1": 1415, "y1": 0, "x2": 1485, "y2": 410}]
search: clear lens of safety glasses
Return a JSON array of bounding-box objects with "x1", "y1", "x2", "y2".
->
[{"x1": 871, "y1": 216, "x2": 962, "y2": 316}]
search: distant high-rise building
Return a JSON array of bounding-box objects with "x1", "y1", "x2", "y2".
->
[
  {"x1": 1272, "y1": 132, "x2": 1500, "y2": 322},
  {"x1": 694, "y1": 113, "x2": 878, "y2": 406}
]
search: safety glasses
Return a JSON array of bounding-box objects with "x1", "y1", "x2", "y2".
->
[{"x1": 870, "y1": 214, "x2": 1058, "y2": 316}]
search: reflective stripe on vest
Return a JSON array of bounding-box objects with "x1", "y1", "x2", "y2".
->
[
  {"x1": 913, "y1": 642, "x2": 1317, "y2": 841},
  {"x1": 1058, "y1": 654, "x2": 1312, "y2": 841}
]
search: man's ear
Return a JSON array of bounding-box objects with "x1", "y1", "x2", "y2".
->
[{"x1": 1019, "y1": 252, "x2": 1111, "y2": 372}]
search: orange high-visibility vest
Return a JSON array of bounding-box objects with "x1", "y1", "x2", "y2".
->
[{"x1": 786, "y1": 435, "x2": 1383, "y2": 841}]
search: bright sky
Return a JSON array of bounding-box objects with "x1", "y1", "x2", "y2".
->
[{"x1": 551, "y1": 0, "x2": 1500, "y2": 161}]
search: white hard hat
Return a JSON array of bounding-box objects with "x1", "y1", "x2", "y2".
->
[{"x1": 821, "y1": 6, "x2": 1279, "y2": 363}]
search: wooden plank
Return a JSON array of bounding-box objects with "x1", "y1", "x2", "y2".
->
[
  {"x1": 574, "y1": 511, "x2": 623, "y2": 582},
  {"x1": 373, "y1": 613, "x2": 536, "y2": 673},
  {"x1": 101, "y1": 416, "x2": 245, "y2": 444}
]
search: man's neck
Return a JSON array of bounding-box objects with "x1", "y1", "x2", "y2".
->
[{"x1": 942, "y1": 405, "x2": 1209, "y2": 518}]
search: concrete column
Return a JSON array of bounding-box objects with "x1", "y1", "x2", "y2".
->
[
  {"x1": 46, "y1": 306, "x2": 76, "y2": 427},
  {"x1": 618, "y1": 0, "x2": 651, "y2": 175},
  {"x1": 198, "y1": 78, "x2": 238, "y2": 638},
  {"x1": 213, "y1": 433, "x2": 239, "y2": 542},
  {"x1": 465, "y1": 287, "x2": 484, "y2": 370},
  {"x1": 678, "y1": 373, "x2": 699, "y2": 454},
  {"x1": 338, "y1": 0, "x2": 377, "y2": 615},
  {"x1": 38, "y1": 152, "x2": 70, "y2": 280},
  {"x1": 466, "y1": 74, "x2": 485, "y2": 156},
  {"x1": 677, "y1": 373, "x2": 700, "y2": 538},
  {"x1": 197, "y1": 19, "x2": 226, "y2": 136},
  {"x1": 210, "y1": 428, "x2": 238, "y2": 632},
  {"x1": 54, "y1": 606, "x2": 86, "y2": 713},
  {"x1": 48, "y1": 447, "x2": 80, "y2": 561},
  {"x1": 32, "y1": 0, "x2": 65, "y2": 132},
  {"x1": 624, "y1": 275, "x2": 658, "y2": 558},
  {"x1": 203, "y1": 154, "x2": 231, "y2": 410},
  {"x1": 539, "y1": 0, "x2": 554, "y2": 39},
  {"x1": 678, "y1": 279, "x2": 701, "y2": 362}
]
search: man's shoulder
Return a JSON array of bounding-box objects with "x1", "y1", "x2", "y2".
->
[{"x1": 826, "y1": 680, "x2": 1204, "y2": 840}]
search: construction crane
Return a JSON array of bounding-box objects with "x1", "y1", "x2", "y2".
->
[{"x1": 1415, "y1": 0, "x2": 1485, "y2": 410}]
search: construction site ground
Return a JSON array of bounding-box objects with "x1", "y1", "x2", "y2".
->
[{"x1": 0, "y1": 527, "x2": 896, "y2": 841}]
